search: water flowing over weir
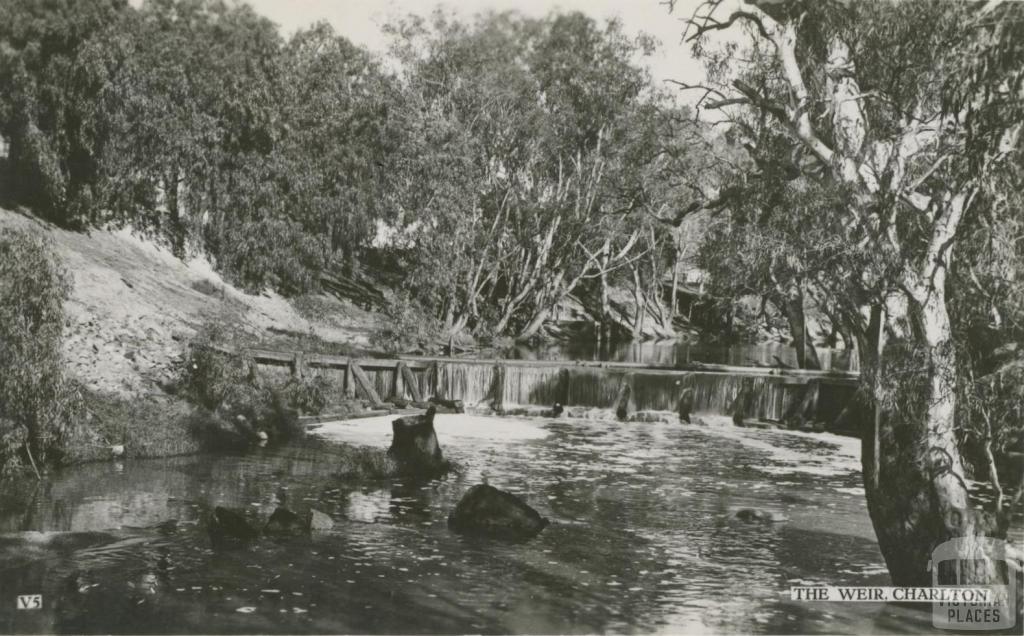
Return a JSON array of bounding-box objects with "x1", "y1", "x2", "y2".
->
[
  {"x1": 437, "y1": 362, "x2": 853, "y2": 422},
  {"x1": 238, "y1": 347, "x2": 859, "y2": 427}
]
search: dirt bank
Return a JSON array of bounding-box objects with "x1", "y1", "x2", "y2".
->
[{"x1": 0, "y1": 207, "x2": 378, "y2": 400}]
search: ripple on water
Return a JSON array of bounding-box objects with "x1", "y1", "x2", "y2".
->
[{"x1": 0, "y1": 411, "x2": 941, "y2": 634}]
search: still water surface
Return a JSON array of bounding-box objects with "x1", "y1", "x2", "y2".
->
[{"x1": 0, "y1": 413, "x2": 937, "y2": 634}]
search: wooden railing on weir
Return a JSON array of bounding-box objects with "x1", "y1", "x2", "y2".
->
[
  {"x1": 237, "y1": 346, "x2": 859, "y2": 381},
  {"x1": 204, "y1": 344, "x2": 863, "y2": 425}
]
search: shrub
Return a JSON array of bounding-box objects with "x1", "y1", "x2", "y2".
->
[
  {"x1": 0, "y1": 228, "x2": 82, "y2": 477},
  {"x1": 190, "y1": 278, "x2": 223, "y2": 298},
  {"x1": 178, "y1": 320, "x2": 311, "y2": 447},
  {"x1": 178, "y1": 321, "x2": 253, "y2": 410},
  {"x1": 292, "y1": 294, "x2": 341, "y2": 324},
  {"x1": 370, "y1": 291, "x2": 441, "y2": 354},
  {"x1": 64, "y1": 391, "x2": 203, "y2": 462},
  {"x1": 278, "y1": 375, "x2": 331, "y2": 415}
]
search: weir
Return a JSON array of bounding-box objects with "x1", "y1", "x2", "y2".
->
[{"x1": 235, "y1": 347, "x2": 859, "y2": 428}]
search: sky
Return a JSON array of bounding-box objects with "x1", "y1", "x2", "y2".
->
[{"x1": 242, "y1": 0, "x2": 720, "y2": 105}]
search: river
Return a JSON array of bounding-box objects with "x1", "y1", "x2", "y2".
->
[{"x1": 0, "y1": 409, "x2": 957, "y2": 634}]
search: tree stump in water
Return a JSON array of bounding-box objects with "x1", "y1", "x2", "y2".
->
[
  {"x1": 677, "y1": 387, "x2": 694, "y2": 423},
  {"x1": 448, "y1": 484, "x2": 549, "y2": 541},
  {"x1": 388, "y1": 406, "x2": 448, "y2": 477}
]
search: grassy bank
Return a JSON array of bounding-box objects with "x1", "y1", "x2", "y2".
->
[{"x1": 65, "y1": 391, "x2": 205, "y2": 463}]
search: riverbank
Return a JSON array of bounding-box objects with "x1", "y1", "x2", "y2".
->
[
  {"x1": 0, "y1": 207, "x2": 378, "y2": 400},
  {"x1": 0, "y1": 205, "x2": 856, "y2": 476},
  {"x1": 0, "y1": 206, "x2": 389, "y2": 473}
]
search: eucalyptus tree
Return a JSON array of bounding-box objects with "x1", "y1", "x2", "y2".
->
[
  {"x1": 387, "y1": 10, "x2": 684, "y2": 340},
  {"x1": 125, "y1": 0, "x2": 288, "y2": 285},
  {"x1": 0, "y1": 0, "x2": 132, "y2": 224},
  {"x1": 696, "y1": 128, "x2": 844, "y2": 368},
  {"x1": 674, "y1": 0, "x2": 1023, "y2": 584},
  {"x1": 508, "y1": 13, "x2": 675, "y2": 340},
  {"x1": 276, "y1": 22, "x2": 397, "y2": 277},
  {"x1": 384, "y1": 11, "x2": 541, "y2": 337}
]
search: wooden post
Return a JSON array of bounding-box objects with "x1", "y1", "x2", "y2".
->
[
  {"x1": 350, "y1": 360, "x2": 384, "y2": 408},
  {"x1": 558, "y1": 368, "x2": 571, "y2": 405},
  {"x1": 492, "y1": 364, "x2": 506, "y2": 411},
  {"x1": 614, "y1": 373, "x2": 635, "y2": 421},
  {"x1": 344, "y1": 361, "x2": 355, "y2": 399},
  {"x1": 732, "y1": 377, "x2": 756, "y2": 426},
  {"x1": 398, "y1": 361, "x2": 423, "y2": 403},
  {"x1": 431, "y1": 361, "x2": 440, "y2": 399},
  {"x1": 800, "y1": 381, "x2": 820, "y2": 421},
  {"x1": 292, "y1": 351, "x2": 306, "y2": 379},
  {"x1": 393, "y1": 361, "x2": 403, "y2": 400}
]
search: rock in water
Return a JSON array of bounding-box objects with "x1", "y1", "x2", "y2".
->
[
  {"x1": 232, "y1": 414, "x2": 257, "y2": 439},
  {"x1": 728, "y1": 508, "x2": 788, "y2": 524},
  {"x1": 263, "y1": 507, "x2": 305, "y2": 540},
  {"x1": 306, "y1": 509, "x2": 334, "y2": 533},
  {"x1": 677, "y1": 387, "x2": 694, "y2": 424},
  {"x1": 207, "y1": 506, "x2": 260, "y2": 549},
  {"x1": 388, "y1": 406, "x2": 448, "y2": 477},
  {"x1": 448, "y1": 484, "x2": 549, "y2": 541}
]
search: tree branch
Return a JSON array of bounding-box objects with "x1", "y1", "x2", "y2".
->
[{"x1": 685, "y1": 9, "x2": 773, "y2": 42}]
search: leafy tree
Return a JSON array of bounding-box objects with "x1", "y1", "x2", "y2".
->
[
  {"x1": 0, "y1": 0, "x2": 133, "y2": 224},
  {"x1": 0, "y1": 229, "x2": 82, "y2": 477},
  {"x1": 675, "y1": 0, "x2": 1024, "y2": 584},
  {"x1": 277, "y1": 22, "x2": 397, "y2": 277},
  {"x1": 385, "y1": 10, "x2": 689, "y2": 341},
  {"x1": 1, "y1": 0, "x2": 397, "y2": 295},
  {"x1": 118, "y1": 0, "x2": 287, "y2": 276}
]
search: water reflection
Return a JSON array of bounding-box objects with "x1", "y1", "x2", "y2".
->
[{"x1": 0, "y1": 414, "x2": 943, "y2": 634}]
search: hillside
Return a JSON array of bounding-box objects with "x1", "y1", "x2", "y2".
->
[{"x1": 0, "y1": 207, "x2": 378, "y2": 399}]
